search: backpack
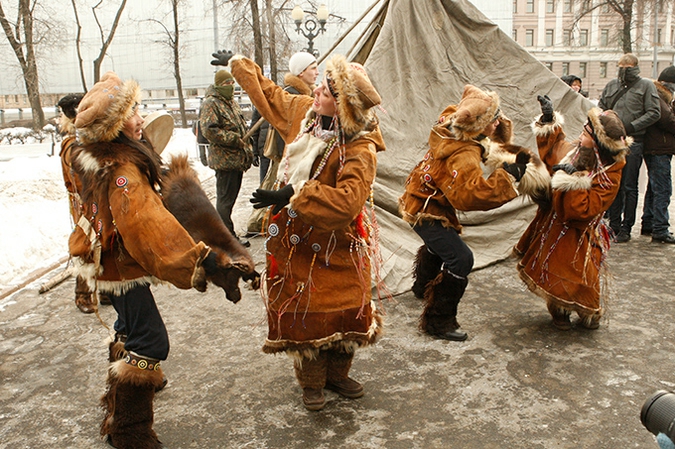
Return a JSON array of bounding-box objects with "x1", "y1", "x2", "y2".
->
[{"x1": 192, "y1": 120, "x2": 209, "y2": 144}]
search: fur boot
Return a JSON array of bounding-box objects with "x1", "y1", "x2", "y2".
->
[
  {"x1": 326, "y1": 349, "x2": 364, "y2": 398},
  {"x1": 420, "y1": 269, "x2": 469, "y2": 341},
  {"x1": 411, "y1": 245, "x2": 443, "y2": 299},
  {"x1": 75, "y1": 275, "x2": 95, "y2": 314},
  {"x1": 578, "y1": 311, "x2": 602, "y2": 330},
  {"x1": 547, "y1": 302, "x2": 572, "y2": 330},
  {"x1": 100, "y1": 358, "x2": 165, "y2": 449},
  {"x1": 294, "y1": 352, "x2": 328, "y2": 411}
]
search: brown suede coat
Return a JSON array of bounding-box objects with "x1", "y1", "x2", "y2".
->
[
  {"x1": 68, "y1": 141, "x2": 209, "y2": 294},
  {"x1": 230, "y1": 56, "x2": 383, "y2": 356},
  {"x1": 515, "y1": 116, "x2": 625, "y2": 315},
  {"x1": 398, "y1": 104, "x2": 520, "y2": 232}
]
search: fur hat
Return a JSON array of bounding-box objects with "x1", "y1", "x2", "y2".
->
[
  {"x1": 658, "y1": 66, "x2": 675, "y2": 84},
  {"x1": 289, "y1": 52, "x2": 317, "y2": 76},
  {"x1": 445, "y1": 85, "x2": 500, "y2": 141},
  {"x1": 74, "y1": 71, "x2": 141, "y2": 145},
  {"x1": 324, "y1": 55, "x2": 381, "y2": 137},
  {"x1": 57, "y1": 93, "x2": 84, "y2": 136},
  {"x1": 215, "y1": 70, "x2": 234, "y2": 86},
  {"x1": 585, "y1": 108, "x2": 632, "y2": 157}
]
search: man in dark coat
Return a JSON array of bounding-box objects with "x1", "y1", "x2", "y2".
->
[{"x1": 641, "y1": 66, "x2": 675, "y2": 243}]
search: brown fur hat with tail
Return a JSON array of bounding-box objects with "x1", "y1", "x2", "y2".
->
[
  {"x1": 74, "y1": 71, "x2": 141, "y2": 145},
  {"x1": 324, "y1": 55, "x2": 381, "y2": 138},
  {"x1": 585, "y1": 108, "x2": 632, "y2": 160},
  {"x1": 445, "y1": 84, "x2": 501, "y2": 141}
]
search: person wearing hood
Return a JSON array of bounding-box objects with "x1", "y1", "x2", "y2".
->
[
  {"x1": 516, "y1": 95, "x2": 631, "y2": 330},
  {"x1": 640, "y1": 66, "x2": 675, "y2": 244},
  {"x1": 68, "y1": 72, "x2": 219, "y2": 448},
  {"x1": 211, "y1": 50, "x2": 384, "y2": 411},
  {"x1": 399, "y1": 85, "x2": 548, "y2": 342},
  {"x1": 598, "y1": 53, "x2": 660, "y2": 243},
  {"x1": 199, "y1": 70, "x2": 253, "y2": 247},
  {"x1": 246, "y1": 52, "x2": 317, "y2": 236},
  {"x1": 561, "y1": 74, "x2": 588, "y2": 98}
]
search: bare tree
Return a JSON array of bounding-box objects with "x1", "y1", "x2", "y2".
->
[
  {"x1": 250, "y1": 0, "x2": 264, "y2": 67},
  {"x1": 91, "y1": 0, "x2": 127, "y2": 83},
  {"x1": 147, "y1": 0, "x2": 189, "y2": 128},
  {"x1": 574, "y1": 0, "x2": 637, "y2": 53},
  {"x1": 0, "y1": 0, "x2": 45, "y2": 129},
  {"x1": 69, "y1": 0, "x2": 87, "y2": 92}
]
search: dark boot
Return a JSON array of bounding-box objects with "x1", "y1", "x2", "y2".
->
[
  {"x1": 411, "y1": 245, "x2": 443, "y2": 299},
  {"x1": 547, "y1": 303, "x2": 572, "y2": 330},
  {"x1": 326, "y1": 349, "x2": 364, "y2": 399},
  {"x1": 294, "y1": 352, "x2": 328, "y2": 411},
  {"x1": 421, "y1": 269, "x2": 469, "y2": 341},
  {"x1": 75, "y1": 276, "x2": 95, "y2": 314},
  {"x1": 100, "y1": 358, "x2": 165, "y2": 449}
]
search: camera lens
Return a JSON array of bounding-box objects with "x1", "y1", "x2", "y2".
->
[{"x1": 641, "y1": 390, "x2": 675, "y2": 441}]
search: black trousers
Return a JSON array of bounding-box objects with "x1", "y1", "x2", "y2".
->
[
  {"x1": 413, "y1": 220, "x2": 474, "y2": 278},
  {"x1": 215, "y1": 169, "x2": 244, "y2": 237},
  {"x1": 108, "y1": 284, "x2": 169, "y2": 361}
]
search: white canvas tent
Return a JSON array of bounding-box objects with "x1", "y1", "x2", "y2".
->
[{"x1": 344, "y1": 0, "x2": 593, "y2": 295}]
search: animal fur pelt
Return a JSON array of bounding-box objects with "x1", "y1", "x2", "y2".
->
[
  {"x1": 162, "y1": 155, "x2": 260, "y2": 302},
  {"x1": 482, "y1": 141, "x2": 551, "y2": 204}
]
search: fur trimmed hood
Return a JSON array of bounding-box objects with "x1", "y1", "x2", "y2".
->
[
  {"x1": 585, "y1": 107, "x2": 632, "y2": 160},
  {"x1": 437, "y1": 85, "x2": 511, "y2": 142},
  {"x1": 324, "y1": 55, "x2": 381, "y2": 138},
  {"x1": 74, "y1": 72, "x2": 141, "y2": 145}
]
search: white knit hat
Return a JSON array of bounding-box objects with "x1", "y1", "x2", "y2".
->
[{"x1": 288, "y1": 52, "x2": 317, "y2": 76}]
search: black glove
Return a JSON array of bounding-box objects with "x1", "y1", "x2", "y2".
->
[
  {"x1": 502, "y1": 161, "x2": 527, "y2": 181},
  {"x1": 211, "y1": 50, "x2": 234, "y2": 67},
  {"x1": 537, "y1": 95, "x2": 554, "y2": 123},
  {"x1": 515, "y1": 151, "x2": 531, "y2": 166},
  {"x1": 552, "y1": 163, "x2": 577, "y2": 175},
  {"x1": 201, "y1": 251, "x2": 219, "y2": 277},
  {"x1": 250, "y1": 184, "x2": 294, "y2": 215}
]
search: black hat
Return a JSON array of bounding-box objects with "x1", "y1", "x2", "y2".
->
[{"x1": 658, "y1": 66, "x2": 675, "y2": 84}]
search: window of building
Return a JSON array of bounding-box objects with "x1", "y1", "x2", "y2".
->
[
  {"x1": 564, "y1": 0, "x2": 573, "y2": 12},
  {"x1": 600, "y1": 62, "x2": 607, "y2": 78},
  {"x1": 526, "y1": 0, "x2": 534, "y2": 13},
  {"x1": 526, "y1": 29, "x2": 534, "y2": 46},
  {"x1": 562, "y1": 62, "x2": 570, "y2": 76},
  {"x1": 600, "y1": 29, "x2": 609, "y2": 46},
  {"x1": 545, "y1": 62, "x2": 554, "y2": 71},
  {"x1": 546, "y1": 29, "x2": 554, "y2": 46},
  {"x1": 579, "y1": 29, "x2": 588, "y2": 46},
  {"x1": 513, "y1": 0, "x2": 518, "y2": 13},
  {"x1": 672, "y1": 28, "x2": 675, "y2": 46},
  {"x1": 657, "y1": 28, "x2": 663, "y2": 45},
  {"x1": 186, "y1": 88, "x2": 199, "y2": 96},
  {"x1": 579, "y1": 62, "x2": 587, "y2": 78},
  {"x1": 166, "y1": 89, "x2": 176, "y2": 97},
  {"x1": 513, "y1": 29, "x2": 518, "y2": 41},
  {"x1": 601, "y1": 3, "x2": 609, "y2": 13},
  {"x1": 563, "y1": 30, "x2": 572, "y2": 46},
  {"x1": 546, "y1": 0, "x2": 555, "y2": 13}
]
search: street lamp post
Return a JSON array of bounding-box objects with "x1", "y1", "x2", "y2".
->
[{"x1": 291, "y1": 4, "x2": 329, "y2": 57}]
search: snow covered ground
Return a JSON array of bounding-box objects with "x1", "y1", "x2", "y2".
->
[{"x1": 0, "y1": 128, "x2": 212, "y2": 297}]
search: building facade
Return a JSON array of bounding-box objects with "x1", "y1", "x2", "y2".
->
[{"x1": 512, "y1": 0, "x2": 675, "y2": 99}]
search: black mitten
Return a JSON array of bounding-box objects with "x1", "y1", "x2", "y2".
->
[
  {"x1": 515, "y1": 151, "x2": 531, "y2": 165},
  {"x1": 211, "y1": 50, "x2": 234, "y2": 66},
  {"x1": 250, "y1": 184, "x2": 294, "y2": 214},
  {"x1": 552, "y1": 163, "x2": 577, "y2": 175},
  {"x1": 502, "y1": 161, "x2": 527, "y2": 181},
  {"x1": 537, "y1": 95, "x2": 554, "y2": 123}
]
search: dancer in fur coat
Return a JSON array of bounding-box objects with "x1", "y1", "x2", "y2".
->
[
  {"x1": 399, "y1": 85, "x2": 549, "y2": 341},
  {"x1": 68, "y1": 72, "x2": 221, "y2": 448},
  {"x1": 515, "y1": 95, "x2": 631, "y2": 330},
  {"x1": 211, "y1": 50, "x2": 384, "y2": 411}
]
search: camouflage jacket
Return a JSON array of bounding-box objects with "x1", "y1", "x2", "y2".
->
[{"x1": 199, "y1": 85, "x2": 253, "y2": 172}]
